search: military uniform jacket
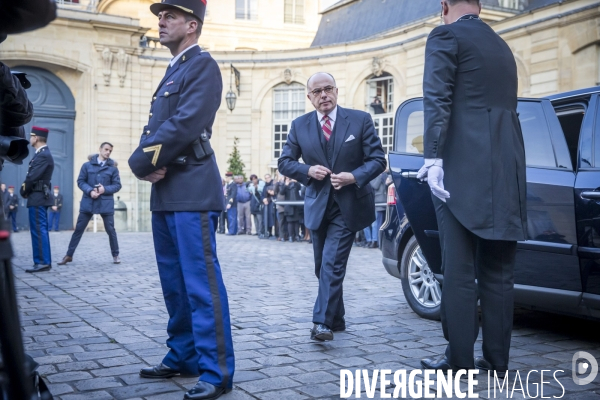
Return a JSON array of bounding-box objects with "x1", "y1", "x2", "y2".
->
[
  {"x1": 52, "y1": 193, "x2": 63, "y2": 210},
  {"x1": 20, "y1": 146, "x2": 54, "y2": 207},
  {"x1": 7, "y1": 193, "x2": 19, "y2": 211},
  {"x1": 128, "y1": 46, "x2": 225, "y2": 212},
  {"x1": 423, "y1": 17, "x2": 527, "y2": 241}
]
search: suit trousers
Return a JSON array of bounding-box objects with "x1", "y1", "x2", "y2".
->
[
  {"x1": 237, "y1": 202, "x2": 251, "y2": 233},
  {"x1": 434, "y1": 197, "x2": 517, "y2": 369},
  {"x1": 310, "y1": 201, "x2": 355, "y2": 327},
  {"x1": 28, "y1": 206, "x2": 51, "y2": 265},
  {"x1": 218, "y1": 211, "x2": 226, "y2": 233},
  {"x1": 152, "y1": 211, "x2": 235, "y2": 388},
  {"x1": 66, "y1": 213, "x2": 119, "y2": 257},
  {"x1": 48, "y1": 210, "x2": 60, "y2": 231}
]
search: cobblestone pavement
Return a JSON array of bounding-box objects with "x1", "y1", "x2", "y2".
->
[{"x1": 8, "y1": 230, "x2": 600, "y2": 399}]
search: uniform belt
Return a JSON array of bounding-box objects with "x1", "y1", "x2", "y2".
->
[{"x1": 32, "y1": 181, "x2": 49, "y2": 192}]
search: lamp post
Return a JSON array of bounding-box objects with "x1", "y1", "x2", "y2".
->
[{"x1": 226, "y1": 89, "x2": 237, "y2": 111}]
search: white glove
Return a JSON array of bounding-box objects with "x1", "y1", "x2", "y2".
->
[{"x1": 417, "y1": 159, "x2": 450, "y2": 202}]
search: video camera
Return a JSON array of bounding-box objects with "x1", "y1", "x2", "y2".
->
[{"x1": 0, "y1": 136, "x2": 29, "y2": 165}]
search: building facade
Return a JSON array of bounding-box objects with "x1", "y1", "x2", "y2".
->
[{"x1": 1, "y1": 0, "x2": 599, "y2": 231}]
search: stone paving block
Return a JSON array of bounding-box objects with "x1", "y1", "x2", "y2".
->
[
  {"x1": 259, "y1": 366, "x2": 304, "y2": 377},
  {"x1": 90, "y1": 363, "x2": 148, "y2": 377},
  {"x1": 237, "y1": 376, "x2": 301, "y2": 393},
  {"x1": 256, "y1": 389, "x2": 308, "y2": 400},
  {"x1": 56, "y1": 361, "x2": 101, "y2": 372},
  {"x1": 60, "y1": 390, "x2": 114, "y2": 400},
  {"x1": 46, "y1": 371, "x2": 94, "y2": 383},
  {"x1": 73, "y1": 349, "x2": 130, "y2": 361},
  {"x1": 109, "y1": 381, "x2": 181, "y2": 399},
  {"x1": 45, "y1": 382, "x2": 74, "y2": 396},
  {"x1": 34, "y1": 355, "x2": 73, "y2": 364},
  {"x1": 73, "y1": 377, "x2": 123, "y2": 391},
  {"x1": 296, "y1": 382, "x2": 340, "y2": 398}
]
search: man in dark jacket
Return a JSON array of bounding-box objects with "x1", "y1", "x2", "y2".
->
[
  {"x1": 58, "y1": 142, "x2": 122, "y2": 265},
  {"x1": 48, "y1": 185, "x2": 63, "y2": 232},
  {"x1": 6, "y1": 186, "x2": 19, "y2": 232},
  {"x1": 417, "y1": 0, "x2": 526, "y2": 376},
  {"x1": 225, "y1": 172, "x2": 237, "y2": 235},
  {"x1": 21, "y1": 127, "x2": 54, "y2": 273}
]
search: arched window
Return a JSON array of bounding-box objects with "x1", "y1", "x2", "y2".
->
[
  {"x1": 273, "y1": 83, "x2": 305, "y2": 159},
  {"x1": 366, "y1": 73, "x2": 394, "y2": 153}
]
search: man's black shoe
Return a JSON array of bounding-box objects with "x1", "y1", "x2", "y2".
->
[
  {"x1": 474, "y1": 357, "x2": 507, "y2": 378},
  {"x1": 139, "y1": 363, "x2": 179, "y2": 379},
  {"x1": 310, "y1": 323, "x2": 333, "y2": 341},
  {"x1": 26, "y1": 264, "x2": 51, "y2": 273},
  {"x1": 184, "y1": 381, "x2": 231, "y2": 400}
]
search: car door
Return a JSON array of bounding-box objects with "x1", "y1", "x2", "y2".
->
[
  {"x1": 575, "y1": 94, "x2": 600, "y2": 311},
  {"x1": 391, "y1": 98, "x2": 581, "y2": 298}
]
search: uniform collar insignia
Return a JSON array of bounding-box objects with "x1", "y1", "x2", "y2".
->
[{"x1": 166, "y1": 81, "x2": 174, "y2": 86}]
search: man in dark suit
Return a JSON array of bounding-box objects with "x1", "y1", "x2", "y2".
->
[
  {"x1": 21, "y1": 126, "x2": 55, "y2": 273},
  {"x1": 279, "y1": 72, "x2": 386, "y2": 341},
  {"x1": 224, "y1": 172, "x2": 237, "y2": 235},
  {"x1": 417, "y1": 0, "x2": 527, "y2": 376},
  {"x1": 128, "y1": 1, "x2": 234, "y2": 399},
  {"x1": 6, "y1": 186, "x2": 19, "y2": 232},
  {"x1": 48, "y1": 185, "x2": 63, "y2": 232}
]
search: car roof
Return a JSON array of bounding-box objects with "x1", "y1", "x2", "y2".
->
[{"x1": 545, "y1": 86, "x2": 600, "y2": 102}]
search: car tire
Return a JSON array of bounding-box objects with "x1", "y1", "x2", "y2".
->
[{"x1": 400, "y1": 236, "x2": 442, "y2": 320}]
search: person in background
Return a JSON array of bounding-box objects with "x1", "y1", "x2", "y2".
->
[
  {"x1": 217, "y1": 178, "x2": 227, "y2": 234},
  {"x1": 248, "y1": 174, "x2": 264, "y2": 238},
  {"x1": 282, "y1": 177, "x2": 302, "y2": 242},
  {"x1": 235, "y1": 175, "x2": 252, "y2": 235},
  {"x1": 370, "y1": 96, "x2": 385, "y2": 114},
  {"x1": 48, "y1": 185, "x2": 63, "y2": 232},
  {"x1": 1, "y1": 183, "x2": 7, "y2": 219},
  {"x1": 274, "y1": 174, "x2": 288, "y2": 242},
  {"x1": 225, "y1": 172, "x2": 237, "y2": 235},
  {"x1": 6, "y1": 186, "x2": 19, "y2": 232},
  {"x1": 262, "y1": 173, "x2": 275, "y2": 239},
  {"x1": 362, "y1": 174, "x2": 387, "y2": 248},
  {"x1": 57, "y1": 142, "x2": 122, "y2": 265}
]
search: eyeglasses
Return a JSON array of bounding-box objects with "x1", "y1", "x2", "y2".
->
[{"x1": 309, "y1": 86, "x2": 336, "y2": 96}]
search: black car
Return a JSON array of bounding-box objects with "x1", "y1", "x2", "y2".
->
[{"x1": 380, "y1": 86, "x2": 600, "y2": 320}]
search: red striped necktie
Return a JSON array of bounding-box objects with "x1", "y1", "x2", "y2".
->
[{"x1": 322, "y1": 115, "x2": 332, "y2": 141}]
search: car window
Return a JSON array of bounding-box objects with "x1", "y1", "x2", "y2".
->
[
  {"x1": 517, "y1": 102, "x2": 557, "y2": 168},
  {"x1": 394, "y1": 101, "x2": 424, "y2": 154}
]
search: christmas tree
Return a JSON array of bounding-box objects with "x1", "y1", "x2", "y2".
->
[{"x1": 227, "y1": 137, "x2": 246, "y2": 181}]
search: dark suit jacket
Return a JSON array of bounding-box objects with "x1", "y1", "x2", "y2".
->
[
  {"x1": 6, "y1": 193, "x2": 18, "y2": 212},
  {"x1": 225, "y1": 181, "x2": 237, "y2": 208},
  {"x1": 423, "y1": 18, "x2": 527, "y2": 241},
  {"x1": 78, "y1": 155, "x2": 121, "y2": 215},
  {"x1": 278, "y1": 106, "x2": 386, "y2": 232},
  {"x1": 129, "y1": 46, "x2": 224, "y2": 212},
  {"x1": 20, "y1": 146, "x2": 54, "y2": 207},
  {"x1": 52, "y1": 193, "x2": 62, "y2": 210}
]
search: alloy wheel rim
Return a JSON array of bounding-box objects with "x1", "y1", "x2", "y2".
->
[{"x1": 407, "y1": 244, "x2": 442, "y2": 308}]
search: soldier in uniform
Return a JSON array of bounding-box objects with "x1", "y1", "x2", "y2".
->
[
  {"x1": 128, "y1": 1, "x2": 235, "y2": 399},
  {"x1": 48, "y1": 185, "x2": 63, "y2": 232},
  {"x1": 21, "y1": 126, "x2": 54, "y2": 273},
  {"x1": 6, "y1": 186, "x2": 19, "y2": 232}
]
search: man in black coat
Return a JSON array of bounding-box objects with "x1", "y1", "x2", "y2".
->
[
  {"x1": 278, "y1": 72, "x2": 386, "y2": 341},
  {"x1": 128, "y1": 1, "x2": 234, "y2": 398},
  {"x1": 417, "y1": 0, "x2": 527, "y2": 376},
  {"x1": 58, "y1": 143, "x2": 122, "y2": 265},
  {"x1": 21, "y1": 126, "x2": 54, "y2": 273},
  {"x1": 6, "y1": 186, "x2": 19, "y2": 232},
  {"x1": 224, "y1": 172, "x2": 237, "y2": 235}
]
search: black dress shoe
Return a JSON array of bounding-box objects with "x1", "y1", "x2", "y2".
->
[
  {"x1": 421, "y1": 356, "x2": 452, "y2": 372},
  {"x1": 26, "y1": 264, "x2": 51, "y2": 273},
  {"x1": 139, "y1": 363, "x2": 179, "y2": 379},
  {"x1": 184, "y1": 381, "x2": 231, "y2": 400},
  {"x1": 474, "y1": 357, "x2": 507, "y2": 378},
  {"x1": 310, "y1": 323, "x2": 333, "y2": 341}
]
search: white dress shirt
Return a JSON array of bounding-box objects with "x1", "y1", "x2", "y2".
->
[
  {"x1": 169, "y1": 44, "x2": 199, "y2": 67},
  {"x1": 316, "y1": 106, "x2": 338, "y2": 132}
]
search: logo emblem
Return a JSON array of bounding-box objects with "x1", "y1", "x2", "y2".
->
[{"x1": 572, "y1": 351, "x2": 598, "y2": 385}]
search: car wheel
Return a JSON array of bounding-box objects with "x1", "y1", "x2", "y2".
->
[{"x1": 400, "y1": 236, "x2": 442, "y2": 320}]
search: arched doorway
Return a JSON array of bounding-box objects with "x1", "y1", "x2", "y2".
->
[{"x1": 0, "y1": 66, "x2": 75, "y2": 231}]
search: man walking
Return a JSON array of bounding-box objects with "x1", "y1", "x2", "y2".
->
[
  {"x1": 21, "y1": 126, "x2": 54, "y2": 273},
  {"x1": 235, "y1": 175, "x2": 252, "y2": 235},
  {"x1": 48, "y1": 185, "x2": 63, "y2": 232},
  {"x1": 279, "y1": 72, "x2": 386, "y2": 341},
  {"x1": 128, "y1": 1, "x2": 235, "y2": 398},
  {"x1": 417, "y1": 0, "x2": 527, "y2": 376},
  {"x1": 58, "y1": 143, "x2": 122, "y2": 265},
  {"x1": 6, "y1": 186, "x2": 19, "y2": 232}
]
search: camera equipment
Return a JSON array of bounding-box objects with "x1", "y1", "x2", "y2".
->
[
  {"x1": 0, "y1": 136, "x2": 29, "y2": 164},
  {"x1": 9, "y1": 71, "x2": 31, "y2": 89}
]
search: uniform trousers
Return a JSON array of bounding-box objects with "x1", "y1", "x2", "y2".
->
[
  {"x1": 434, "y1": 197, "x2": 517, "y2": 369},
  {"x1": 28, "y1": 206, "x2": 51, "y2": 265},
  {"x1": 48, "y1": 210, "x2": 60, "y2": 231},
  {"x1": 226, "y1": 207, "x2": 237, "y2": 235},
  {"x1": 66, "y1": 213, "x2": 119, "y2": 257},
  {"x1": 310, "y1": 201, "x2": 354, "y2": 327},
  {"x1": 152, "y1": 211, "x2": 235, "y2": 388},
  {"x1": 8, "y1": 211, "x2": 18, "y2": 232}
]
